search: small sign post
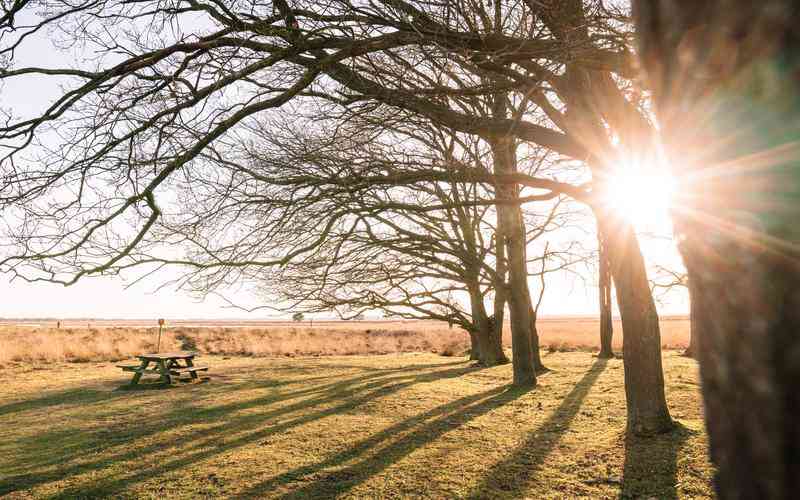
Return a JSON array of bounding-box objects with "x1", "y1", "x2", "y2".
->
[{"x1": 157, "y1": 318, "x2": 165, "y2": 352}]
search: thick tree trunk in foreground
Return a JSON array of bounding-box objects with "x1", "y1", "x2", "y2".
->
[
  {"x1": 603, "y1": 214, "x2": 673, "y2": 435},
  {"x1": 682, "y1": 239, "x2": 800, "y2": 499},
  {"x1": 683, "y1": 280, "x2": 698, "y2": 359},
  {"x1": 634, "y1": 1, "x2": 800, "y2": 495},
  {"x1": 598, "y1": 229, "x2": 615, "y2": 359},
  {"x1": 492, "y1": 135, "x2": 536, "y2": 387},
  {"x1": 683, "y1": 331, "x2": 696, "y2": 359}
]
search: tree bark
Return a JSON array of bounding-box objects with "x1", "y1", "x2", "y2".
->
[
  {"x1": 543, "y1": 0, "x2": 670, "y2": 435},
  {"x1": 634, "y1": 1, "x2": 800, "y2": 494},
  {"x1": 683, "y1": 279, "x2": 698, "y2": 359},
  {"x1": 598, "y1": 226, "x2": 615, "y2": 359},
  {"x1": 681, "y1": 232, "x2": 800, "y2": 499},
  {"x1": 603, "y1": 213, "x2": 673, "y2": 435},
  {"x1": 515, "y1": 203, "x2": 549, "y2": 374},
  {"x1": 493, "y1": 226, "x2": 508, "y2": 355},
  {"x1": 467, "y1": 329, "x2": 480, "y2": 361},
  {"x1": 492, "y1": 135, "x2": 536, "y2": 387},
  {"x1": 468, "y1": 279, "x2": 508, "y2": 366},
  {"x1": 490, "y1": 315, "x2": 505, "y2": 359},
  {"x1": 529, "y1": 308, "x2": 547, "y2": 373}
]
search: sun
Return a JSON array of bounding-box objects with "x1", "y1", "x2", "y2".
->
[{"x1": 605, "y1": 165, "x2": 676, "y2": 230}]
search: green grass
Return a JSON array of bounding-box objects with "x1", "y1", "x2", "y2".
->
[{"x1": 0, "y1": 351, "x2": 713, "y2": 498}]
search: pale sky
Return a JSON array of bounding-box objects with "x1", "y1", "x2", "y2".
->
[
  {"x1": 0, "y1": 234, "x2": 689, "y2": 319},
  {"x1": 0, "y1": 10, "x2": 689, "y2": 320}
]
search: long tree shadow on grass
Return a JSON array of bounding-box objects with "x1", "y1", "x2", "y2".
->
[
  {"x1": 621, "y1": 422, "x2": 694, "y2": 499},
  {"x1": 0, "y1": 387, "x2": 130, "y2": 417},
  {"x1": 4, "y1": 362, "x2": 433, "y2": 474},
  {"x1": 0, "y1": 360, "x2": 466, "y2": 418},
  {"x1": 236, "y1": 385, "x2": 531, "y2": 498},
  {"x1": 2, "y1": 360, "x2": 479, "y2": 497},
  {"x1": 3, "y1": 362, "x2": 463, "y2": 483},
  {"x1": 466, "y1": 359, "x2": 608, "y2": 498}
]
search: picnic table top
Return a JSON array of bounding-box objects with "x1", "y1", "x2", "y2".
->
[{"x1": 136, "y1": 351, "x2": 198, "y2": 361}]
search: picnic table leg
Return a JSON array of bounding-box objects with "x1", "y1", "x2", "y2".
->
[
  {"x1": 166, "y1": 358, "x2": 188, "y2": 382},
  {"x1": 131, "y1": 360, "x2": 149, "y2": 386},
  {"x1": 185, "y1": 357, "x2": 199, "y2": 380},
  {"x1": 157, "y1": 359, "x2": 172, "y2": 385}
]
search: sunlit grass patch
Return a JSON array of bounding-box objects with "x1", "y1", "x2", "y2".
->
[{"x1": 0, "y1": 351, "x2": 712, "y2": 498}]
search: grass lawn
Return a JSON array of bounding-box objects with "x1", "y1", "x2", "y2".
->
[{"x1": 0, "y1": 351, "x2": 713, "y2": 498}]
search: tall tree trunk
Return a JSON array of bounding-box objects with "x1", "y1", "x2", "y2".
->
[
  {"x1": 468, "y1": 279, "x2": 508, "y2": 366},
  {"x1": 634, "y1": 2, "x2": 800, "y2": 494},
  {"x1": 603, "y1": 213, "x2": 673, "y2": 435},
  {"x1": 488, "y1": 0, "x2": 509, "y2": 370},
  {"x1": 490, "y1": 315, "x2": 505, "y2": 358},
  {"x1": 598, "y1": 226, "x2": 615, "y2": 358},
  {"x1": 541, "y1": 0, "x2": 671, "y2": 436},
  {"x1": 467, "y1": 329, "x2": 480, "y2": 361},
  {"x1": 493, "y1": 226, "x2": 507, "y2": 355},
  {"x1": 528, "y1": 308, "x2": 547, "y2": 373},
  {"x1": 516, "y1": 204, "x2": 548, "y2": 374},
  {"x1": 492, "y1": 135, "x2": 536, "y2": 387}
]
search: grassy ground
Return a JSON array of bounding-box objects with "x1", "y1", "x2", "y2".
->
[{"x1": 0, "y1": 351, "x2": 713, "y2": 499}]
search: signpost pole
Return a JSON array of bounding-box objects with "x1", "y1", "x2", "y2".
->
[{"x1": 157, "y1": 318, "x2": 165, "y2": 352}]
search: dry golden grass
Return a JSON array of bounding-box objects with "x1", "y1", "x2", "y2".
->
[
  {"x1": 0, "y1": 351, "x2": 712, "y2": 498},
  {"x1": 0, "y1": 318, "x2": 691, "y2": 366},
  {"x1": 537, "y1": 317, "x2": 691, "y2": 351},
  {"x1": 0, "y1": 325, "x2": 466, "y2": 366},
  {"x1": 0, "y1": 328, "x2": 184, "y2": 365}
]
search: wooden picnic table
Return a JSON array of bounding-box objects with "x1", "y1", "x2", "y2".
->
[{"x1": 118, "y1": 351, "x2": 208, "y2": 386}]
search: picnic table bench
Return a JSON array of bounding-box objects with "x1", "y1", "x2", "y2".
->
[{"x1": 118, "y1": 351, "x2": 208, "y2": 386}]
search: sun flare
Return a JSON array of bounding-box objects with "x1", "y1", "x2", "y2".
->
[{"x1": 605, "y1": 166, "x2": 676, "y2": 230}]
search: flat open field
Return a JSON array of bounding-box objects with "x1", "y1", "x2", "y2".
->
[
  {"x1": 0, "y1": 318, "x2": 691, "y2": 365},
  {"x1": 0, "y1": 348, "x2": 713, "y2": 498}
]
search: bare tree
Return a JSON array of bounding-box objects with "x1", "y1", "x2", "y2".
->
[
  {"x1": 0, "y1": 0, "x2": 670, "y2": 430},
  {"x1": 251, "y1": 123, "x2": 513, "y2": 367},
  {"x1": 634, "y1": 0, "x2": 800, "y2": 496},
  {"x1": 217, "y1": 112, "x2": 583, "y2": 368}
]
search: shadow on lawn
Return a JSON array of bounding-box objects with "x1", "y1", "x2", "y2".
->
[
  {"x1": 242, "y1": 360, "x2": 603, "y2": 499},
  {"x1": 9, "y1": 358, "x2": 679, "y2": 499},
  {"x1": 621, "y1": 422, "x2": 694, "y2": 499},
  {"x1": 0, "y1": 387, "x2": 128, "y2": 417},
  {"x1": 466, "y1": 358, "x2": 608, "y2": 498},
  {"x1": 241, "y1": 385, "x2": 532, "y2": 499},
  {"x1": 1, "y1": 360, "x2": 476, "y2": 497}
]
